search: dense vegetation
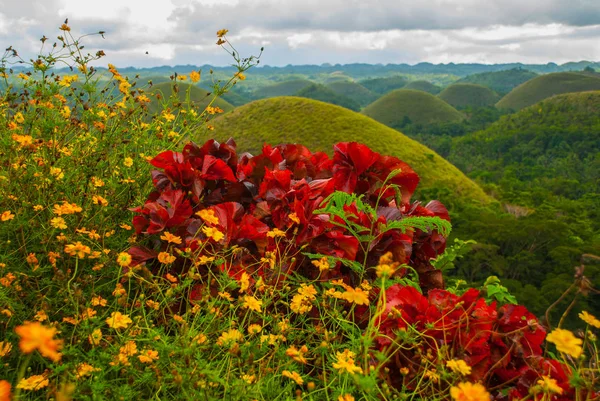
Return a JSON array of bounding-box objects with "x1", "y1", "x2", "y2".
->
[
  {"x1": 438, "y1": 83, "x2": 500, "y2": 109},
  {"x1": 403, "y1": 80, "x2": 441, "y2": 94},
  {"x1": 358, "y1": 76, "x2": 408, "y2": 94},
  {"x1": 456, "y1": 68, "x2": 538, "y2": 96},
  {"x1": 294, "y1": 83, "x2": 361, "y2": 111},
  {"x1": 362, "y1": 89, "x2": 464, "y2": 128},
  {"x1": 148, "y1": 82, "x2": 235, "y2": 114},
  {"x1": 326, "y1": 81, "x2": 379, "y2": 107}
]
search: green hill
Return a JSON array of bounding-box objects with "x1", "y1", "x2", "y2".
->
[
  {"x1": 148, "y1": 82, "x2": 234, "y2": 114},
  {"x1": 323, "y1": 73, "x2": 354, "y2": 84},
  {"x1": 496, "y1": 72, "x2": 600, "y2": 111},
  {"x1": 203, "y1": 96, "x2": 491, "y2": 207},
  {"x1": 326, "y1": 81, "x2": 379, "y2": 107},
  {"x1": 457, "y1": 69, "x2": 538, "y2": 96},
  {"x1": 252, "y1": 79, "x2": 314, "y2": 99},
  {"x1": 438, "y1": 83, "x2": 500, "y2": 109},
  {"x1": 403, "y1": 80, "x2": 441, "y2": 94},
  {"x1": 294, "y1": 83, "x2": 361, "y2": 111},
  {"x1": 362, "y1": 89, "x2": 464, "y2": 128},
  {"x1": 358, "y1": 76, "x2": 408, "y2": 94}
]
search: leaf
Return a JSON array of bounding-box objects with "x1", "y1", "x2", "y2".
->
[{"x1": 383, "y1": 216, "x2": 452, "y2": 237}]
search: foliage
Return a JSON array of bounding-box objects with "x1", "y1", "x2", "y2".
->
[
  {"x1": 358, "y1": 76, "x2": 408, "y2": 95},
  {"x1": 403, "y1": 80, "x2": 441, "y2": 94},
  {"x1": 456, "y1": 68, "x2": 538, "y2": 96}
]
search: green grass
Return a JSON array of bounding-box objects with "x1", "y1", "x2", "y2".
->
[
  {"x1": 457, "y1": 68, "x2": 538, "y2": 96},
  {"x1": 326, "y1": 81, "x2": 379, "y2": 107},
  {"x1": 438, "y1": 83, "x2": 500, "y2": 109},
  {"x1": 496, "y1": 72, "x2": 600, "y2": 111},
  {"x1": 203, "y1": 96, "x2": 491, "y2": 207},
  {"x1": 148, "y1": 82, "x2": 235, "y2": 114},
  {"x1": 251, "y1": 79, "x2": 314, "y2": 99},
  {"x1": 294, "y1": 83, "x2": 361, "y2": 111},
  {"x1": 358, "y1": 75, "x2": 408, "y2": 94},
  {"x1": 362, "y1": 89, "x2": 464, "y2": 128},
  {"x1": 403, "y1": 80, "x2": 441, "y2": 94}
]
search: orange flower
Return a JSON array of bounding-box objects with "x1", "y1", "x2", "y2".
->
[
  {"x1": 64, "y1": 241, "x2": 91, "y2": 258},
  {"x1": 138, "y1": 349, "x2": 159, "y2": 363},
  {"x1": 190, "y1": 71, "x2": 201, "y2": 83},
  {"x1": 160, "y1": 232, "x2": 182, "y2": 244},
  {"x1": 0, "y1": 380, "x2": 10, "y2": 401},
  {"x1": 1, "y1": 211, "x2": 14, "y2": 221},
  {"x1": 216, "y1": 29, "x2": 229, "y2": 37},
  {"x1": 157, "y1": 252, "x2": 176, "y2": 264},
  {"x1": 105, "y1": 311, "x2": 132, "y2": 329},
  {"x1": 17, "y1": 374, "x2": 49, "y2": 390},
  {"x1": 15, "y1": 321, "x2": 63, "y2": 362},
  {"x1": 116, "y1": 252, "x2": 132, "y2": 267},
  {"x1": 196, "y1": 209, "x2": 219, "y2": 225},
  {"x1": 450, "y1": 382, "x2": 490, "y2": 401}
]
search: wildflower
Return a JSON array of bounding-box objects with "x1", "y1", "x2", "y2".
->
[
  {"x1": 288, "y1": 212, "x2": 300, "y2": 224},
  {"x1": 450, "y1": 382, "x2": 490, "y2": 401},
  {"x1": 234, "y1": 72, "x2": 246, "y2": 80},
  {"x1": 196, "y1": 255, "x2": 215, "y2": 265},
  {"x1": 286, "y1": 345, "x2": 309, "y2": 364},
  {"x1": 248, "y1": 324, "x2": 262, "y2": 334},
  {"x1": 332, "y1": 349, "x2": 362, "y2": 375},
  {"x1": 282, "y1": 370, "x2": 303, "y2": 385},
  {"x1": 64, "y1": 242, "x2": 91, "y2": 258},
  {"x1": 197, "y1": 209, "x2": 220, "y2": 225},
  {"x1": 18, "y1": 72, "x2": 29, "y2": 80},
  {"x1": 81, "y1": 308, "x2": 97, "y2": 320},
  {"x1": 123, "y1": 157, "x2": 133, "y2": 167},
  {"x1": 60, "y1": 105, "x2": 71, "y2": 119},
  {"x1": 91, "y1": 296, "x2": 107, "y2": 307},
  {"x1": 116, "y1": 252, "x2": 132, "y2": 267},
  {"x1": 89, "y1": 328, "x2": 102, "y2": 345},
  {"x1": 290, "y1": 284, "x2": 317, "y2": 314},
  {"x1": 92, "y1": 195, "x2": 109, "y2": 206},
  {"x1": 190, "y1": 70, "x2": 201, "y2": 82},
  {"x1": 120, "y1": 223, "x2": 132, "y2": 230},
  {"x1": 242, "y1": 295, "x2": 263, "y2": 312},
  {"x1": 146, "y1": 300, "x2": 160, "y2": 310},
  {"x1": 203, "y1": 226, "x2": 224, "y2": 242},
  {"x1": 26, "y1": 253, "x2": 38, "y2": 265},
  {"x1": 0, "y1": 380, "x2": 10, "y2": 401},
  {"x1": 1, "y1": 211, "x2": 14, "y2": 221},
  {"x1": 0, "y1": 341, "x2": 12, "y2": 357},
  {"x1": 339, "y1": 395, "x2": 354, "y2": 401},
  {"x1": 267, "y1": 228, "x2": 286, "y2": 238},
  {"x1": 219, "y1": 291, "x2": 233, "y2": 301},
  {"x1": 138, "y1": 349, "x2": 159, "y2": 363},
  {"x1": 579, "y1": 311, "x2": 600, "y2": 328},
  {"x1": 59, "y1": 23, "x2": 70, "y2": 31},
  {"x1": 339, "y1": 286, "x2": 370, "y2": 306},
  {"x1": 16, "y1": 374, "x2": 49, "y2": 390},
  {"x1": 106, "y1": 311, "x2": 132, "y2": 329},
  {"x1": 205, "y1": 106, "x2": 224, "y2": 114},
  {"x1": 34, "y1": 310, "x2": 48, "y2": 322},
  {"x1": 216, "y1": 328, "x2": 243, "y2": 347},
  {"x1": 76, "y1": 362, "x2": 100, "y2": 379},
  {"x1": 536, "y1": 376, "x2": 563, "y2": 395},
  {"x1": 217, "y1": 29, "x2": 229, "y2": 37},
  {"x1": 240, "y1": 272, "x2": 250, "y2": 292},
  {"x1": 14, "y1": 112, "x2": 24, "y2": 123},
  {"x1": 53, "y1": 202, "x2": 82, "y2": 215},
  {"x1": 193, "y1": 333, "x2": 208, "y2": 344},
  {"x1": 546, "y1": 328, "x2": 583, "y2": 358},
  {"x1": 446, "y1": 359, "x2": 472, "y2": 376},
  {"x1": 50, "y1": 217, "x2": 68, "y2": 229},
  {"x1": 166, "y1": 273, "x2": 178, "y2": 283},
  {"x1": 33, "y1": 205, "x2": 44, "y2": 211},
  {"x1": 120, "y1": 341, "x2": 138, "y2": 356},
  {"x1": 15, "y1": 321, "x2": 63, "y2": 362},
  {"x1": 242, "y1": 374, "x2": 255, "y2": 384},
  {"x1": 311, "y1": 257, "x2": 330, "y2": 271},
  {"x1": 375, "y1": 263, "x2": 395, "y2": 278},
  {"x1": 91, "y1": 177, "x2": 105, "y2": 187},
  {"x1": 160, "y1": 232, "x2": 182, "y2": 244},
  {"x1": 158, "y1": 252, "x2": 176, "y2": 264}
]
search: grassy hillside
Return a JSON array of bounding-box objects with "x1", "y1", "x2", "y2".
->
[
  {"x1": 204, "y1": 96, "x2": 491, "y2": 208},
  {"x1": 457, "y1": 68, "x2": 538, "y2": 96},
  {"x1": 438, "y1": 83, "x2": 500, "y2": 108},
  {"x1": 362, "y1": 89, "x2": 464, "y2": 128},
  {"x1": 252, "y1": 79, "x2": 314, "y2": 99},
  {"x1": 148, "y1": 82, "x2": 234, "y2": 114},
  {"x1": 326, "y1": 81, "x2": 379, "y2": 107},
  {"x1": 403, "y1": 80, "x2": 441, "y2": 94},
  {"x1": 358, "y1": 76, "x2": 407, "y2": 94},
  {"x1": 496, "y1": 72, "x2": 600, "y2": 111},
  {"x1": 294, "y1": 83, "x2": 361, "y2": 111}
]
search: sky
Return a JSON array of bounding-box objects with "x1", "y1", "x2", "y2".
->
[{"x1": 1, "y1": 0, "x2": 600, "y2": 68}]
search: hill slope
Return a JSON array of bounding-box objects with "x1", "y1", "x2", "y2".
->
[
  {"x1": 362, "y1": 89, "x2": 464, "y2": 128},
  {"x1": 496, "y1": 72, "x2": 600, "y2": 111},
  {"x1": 326, "y1": 81, "x2": 379, "y2": 107},
  {"x1": 457, "y1": 69, "x2": 538, "y2": 96},
  {"x1": 148, "y1": 82, "x2": 234, "y2": 114},
  {"x1": 358, "y1": 76, "x2": 408, "y2": 94},
  {"x1": 294, "y1": 84, "x2": 361, "y2": 111},
  {"x1": 252, "y1": 79, "x2": 314, "y2": 99},
  {"x1": 403, "y1": 80, "x2": 441, "y2": 94},
  {"x1": 438, "y1": 83, "x2": 500, "y2": 108},
  {"x1": 204, "y1": 97, "x2": 491, "y2": 207}
]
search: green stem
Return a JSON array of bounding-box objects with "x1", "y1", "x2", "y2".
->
[{"x1": 13, "y1": 353, "x2": 33, "y2": 401}]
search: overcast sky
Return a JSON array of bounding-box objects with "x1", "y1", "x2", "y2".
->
[{"x1": 1, "y1": 0, "x2": 600, "y2": 68}]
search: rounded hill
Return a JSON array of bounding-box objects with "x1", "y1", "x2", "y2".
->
[
  {"x1": 294, "y1": 83, "x2": 361, "y2": 111},
  {"x1": 148, "y1": 82, "x2": 234, "y2": 114},
  {"x1": 362, "y1": 89, "x2": 464, "y2": 128},
  {"x1": 326, "y1": 81, "x2": 379, "y2": 107},
  {"x1": 457, "y1": 68, "x2": 538, "y2": 95},
  {"x1": 438, "y1": 83, "x2": 500, "y2": 108},
  {"x1": 358, "y1": 76, "x2": 407, "y2": 94},
  {"x1": 403, "y1": 80, "x2": 441, "y2": 94},
  {"x1": 252, "y1": 79, "x2": 314, "y2": 99},
  {"x1": 204, "y1": 96, "x2": 491, "y2": 206},
  {"x1": 496, "y1": 72, "x2": 600, "y2": 111}
]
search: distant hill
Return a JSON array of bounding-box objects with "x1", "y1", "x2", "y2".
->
[
  {"x1": 204, "y1": 96, "x2": 491, "y2": 207},
  {"x1": 403, "y1": 80, "x2": 441, "y2": 94},
  {"x1": 294, "y1": 83, "x2": 361, "y2": 111},
  {"x1": 362, "y1": 89, "x2": 464, "y2": 128},
  {"x1": 252, "y1": 79, "x2": 314, "y2": 99},
  {"x1": 438, "y1": 83, "x2": 500, "y2": 109},
  {"x1": 148, "y1": 82, "x2": 234, "y2": 114},
  {"x1": 457, "y1": 69, "x2": 538, "y2": 96},
  {"x1": 358, "y1": 76, "x2": 408, "y2": 94},
  {"x1": 496, "y1": 72, "x2": 600, "y2": 111},
  {"x1": 323, "y1": 73, "x2": 354, "y2": 84},
  {"x1": 326, "y1": 81, "x2": 379, "y2": 107}
]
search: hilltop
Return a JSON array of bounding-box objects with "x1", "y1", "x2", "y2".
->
[
  {"x1": 362, "y1": 89, "x2": 464, "y2": 128},
  {"x1": 457, "y1": 68, "x2": 538, "y2": 96},
  {"x1": 438, "y1": 83, "x2": 500, "y2": 108},
  {"x1": 148, "y1": 82, "x2": 235, "y2": 114},
  {"x1": 403, "y1": 80, "x2": 441, "y2": 94},
  {"x1": 326, "y1": 81, "x2": 379, "y2": 107},
  {"x1": 358, "y1": 76, "x2": 408, "y2": 94},
  {"x1": 496, "y1": 72, "x2": 600, "y2": 111},
  {"x1": 202, "y1": 96, "x2": 491, "y2": 208},
  {"x1": 252, "y1": 79, "x2": 314, "y2": 99},
  {"x1": 294, "y1": 83, "x2": 361, "y2": 111}
]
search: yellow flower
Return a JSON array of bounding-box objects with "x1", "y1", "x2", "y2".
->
[
  {"x1": 138, "y1": 349, "x2": 159, "y2": 363},
  {"x1": 177, "y1": 75, "x2": 188, "y2": 81},
  {"x1": 202, "y1": 226, "x2": 224, "y2": 242},
  {"x1": 34, "y1": 310, "x2": 48, "y2": 322},
  {"x1": 579, "y1": 311, "x2": 600, "y2": 328},
  {"x1": 546, "y1": 328, "x2": 583, "y2": 358},
  {"x1": 50, "y1": 217, "x2": 68, "y2": 229},
  {"x1": 92, "y1": 195, "x2": 109, "y2": 206},
  {"x1": 0, "y1": 341, "x2": 12, "y2": 357},
  {"x1": 248, "y1": 324, "x2": 262, "y2": 334},
  {"x1": 311, "y1": 257, "x2": 330, "y2": 271},
  {"x1": 190, "y1": 70, "x2": 201, "y2": 82},
  {"x1": 240, "y1": 272, "x2": 250, "y2": 292},
  {"x1": 76, "y1": 362, "x2": 100, "y2": 379},
  {"x1": 332, "y1": 349, "x2": 363, "y2": 375},
  {"x1": 450, "y1": 382, "x2": 490, "y2": 401},
  {"x1": 216, "y1": 328, "x2": 243, "y2": 347},
  {"x1": 117, "y1": 252, "x2": 132, "y2": 267},
  {"x1": 446, "y1": 359, "x2": 472, "y2": 376},
  {"x1": 234, "y1": 72, "x2": 246, "y2": 80},
  {"x1": 59, "y1": 23, "x2": 70, "y2": 31},
  {"x1": 285, "y1": 345, "x2": 309, "y2": 364},
  {"x1": 288, "y1": 212, "x2": 300, "y2": 224},
  {"x1": 536, "y1": 375, "x2": 563, "y2": 395},
  {"x1": 339, "y1": 287, "x2": 370, "y2": 306},
  {"x1": 106, "y1": 311, "x2": 132, "y2": 329},
  {"x1": 242, "y1": 295, "x2": 263, "y2": 312},
  {"x1": 267, "y1": 228, "x2": 286, "y2": 238},
  {"x1": 18, "y1": 72, "x2": 29, "y2": 80},
  {"x1": 53, "y1": 202, "x2": 82, "y2": 215},
  {"x1": 217, "y1": 29, "x2": 229, "y2": 37},
  {"x1": 33, "y1": 205, "x2": 44, "y2": 211},
  {"x1": 338, "y1": 395, "x2": 354, "y2": 401},
  {"x1": 14, "y1": 112, "x2": 24, "y2": 123},
  {"x1": 160, "y1": 232, "x2": 182, "y2": 244},
  {"x1": 123, "y1": 157, "x2": 133, "y2": 167},
  {"x1": 91, "y1": 177, "x2": 105, "y2": 187},
  {"x1": 16, "y1": 374, "x2": 49, "y2": 390},
  {"x1": 120, "y1": 340, "x2": 138, "y2": 356},
  {"x1": 88, "y1": 328, "x2": 102, "y2": 345},
  {"x1": 282, "y1": 370, "x2": 303, "y2": 385},
  {"x1": 15, "y1": 321, "x2": 63, "y2": 362},
  {"x1": 158, "y1": 252, "x2": 176, "y2": 264},
  {"x1": 1, "y1": 211, "x2": 15, "y2": 221},
  {"x1": 375, "y1": 263, "x2": 395, "y2": 278},
  {"x1": 196, "y1": 209, "x2": 220, "y2": 225},
  {"x1": 64, "y1": 241, "x2": 91, "y2": 258}
]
